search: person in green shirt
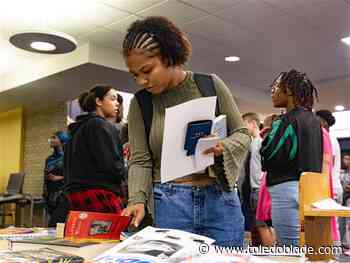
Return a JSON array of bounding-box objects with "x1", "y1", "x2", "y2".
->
[{"x1": 121, "y1": 16, "x2": 251, "y2": 247}]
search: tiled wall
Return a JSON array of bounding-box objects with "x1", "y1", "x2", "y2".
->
[{"x1": 23, "y1": 103, "x2": 67, "y2": 196}]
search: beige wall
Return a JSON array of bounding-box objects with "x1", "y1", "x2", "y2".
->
[{"x1": 23, "y1": 103, "x2": 67, "y2": 196}]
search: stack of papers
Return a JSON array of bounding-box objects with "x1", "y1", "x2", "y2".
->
[
  {"x1": 94, "y1": 226, "x2": 215, "y2": 263},
  {"x1": 311, "y1": 198, "x2": 350, "y2": 210},
  {"x1": 161, "y1": 97, "x2": 227, "y2": 183}
]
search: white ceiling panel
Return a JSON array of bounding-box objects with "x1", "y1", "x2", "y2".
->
[
  {"x1": 263, "y1": 0, "x2": 330, "y2": 10},
  {"x1": 99, "y1": 0, "x2": 167, "y2": 13},
  {"x1": 81, "y1": 28, "x2": 124, "y2": 49},
  {"x1": 105, "y1": 15, "x2": 142, "y2": 34},
  {"x1": 184, "y1": 15, "x2": 253, "y2": 49},
  {"x1": 215, "y1": 1, "x2": 285, "y2": 32},
  {"x1": 333, "y1": 42, "x2": 350, "y2": 60},
  {"x1": 268, "y1": 0, "x2": 350, "y2": 37},
  {"x1": 137, "y1": 0, "x2": 209, "y2": 26},
  {"x1": 47, "y1": 2, "x2": 130, "y2": 37},
  {"x1": 0, "y1": 39, "x2": 43, "y2": 76},
  {"x1": 178, "y1": 0, "x2": 240, "y2": 14},
  {"x1": 0, "y1": 1, "x2": 130, "y2": 38}
]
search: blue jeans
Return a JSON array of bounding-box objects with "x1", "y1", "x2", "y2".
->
[
  {"x1": 268, "y1": 181, "x2": 299, "y2": 246},
  {"x1": 154, "y1": 183, "x2": 244, "y2": 247}
]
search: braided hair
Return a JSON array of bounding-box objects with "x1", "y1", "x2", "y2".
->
[
  {"x1": 122, "y1": 16, "x2": 192, "y2": 67},
  {"x1": 271, "y1": 69, "x2": 318, "y2": 111}
]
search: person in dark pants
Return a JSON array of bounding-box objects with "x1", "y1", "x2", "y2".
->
[{"x1": 43, "y1": 131, "x2": 69, "y2": 220}]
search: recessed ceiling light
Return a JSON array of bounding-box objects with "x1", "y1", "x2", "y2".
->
[
  {"x1": 9, "y1": 30, "x2": 77, "y2": 54},
  {"x1": 335, "y1": 105, "x2": 345, "y2": 111},
  {"x1": 30, "y1": 41, "x2": 56, "y2": 51},
  {"x1": 341, "y1": 36, "x2": 350, "y2": 46},
  {"x1": 225, "y1": 56, "x2": 240, "y2": 62}
]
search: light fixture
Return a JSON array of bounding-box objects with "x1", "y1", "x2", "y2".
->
[
  {"x1": 341, "y1": 36, "x2": 350, "y2": 46},
  {"x1": 30, "y1": 41, "x2": 56, "y2": 51},
  {"x1": 334, "y1": 105, "x2": 345, "y2": 111},
  {"x1": 9, "y1": 30, "x2": 77, "y2": 54},
  {"x1": 225, "y1": 56, "x2": 240, "y2": 62}
]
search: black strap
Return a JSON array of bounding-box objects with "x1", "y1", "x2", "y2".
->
[
  {"x1": 193, "y1": 73, "x2": 220, "y2": 116},
  {"x1": 135, "y1": 89, "x2": 153, "y2": 151}
]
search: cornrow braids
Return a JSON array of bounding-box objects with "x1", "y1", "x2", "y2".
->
[
  {"x1": 274, "y1": 69, "x2": 318, "y2": 111},
  {"x1": 123, "y1": 16, "x2": 192, "y2": 67}
]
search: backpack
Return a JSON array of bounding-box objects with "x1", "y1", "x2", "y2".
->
[
  {"x1": 132, "y1": 73, "x2": 227, "y2": 230},
  {"x1": 135, "y1": 73, "x2": 220, "y2": 151}
]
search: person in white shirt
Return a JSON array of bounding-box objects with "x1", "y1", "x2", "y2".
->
[
  {"x1": 242, "y1": 112, "x2": 274, "y2": 246},
  {"x1": 316, "y1": 110, "x2": 343, "y2": 203}
]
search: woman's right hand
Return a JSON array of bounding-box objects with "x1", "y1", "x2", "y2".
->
[{"x1": 121, "y1": 203, "x2": 145, "y2": 227}]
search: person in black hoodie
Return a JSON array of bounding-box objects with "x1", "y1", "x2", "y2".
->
[
  {"x1": 49, "y1": 84, "x2": 125, "y2": 226},
  {"x1": 261, "y1": 69, "x2": 322, "y2": 247},
  {"x1": 65, "y1": 84, "x2": 125, "y2": 211}
]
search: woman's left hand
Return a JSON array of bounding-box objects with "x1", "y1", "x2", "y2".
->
[{"x1": 202, "y1": 142, "x2": 224, "y2": 157}]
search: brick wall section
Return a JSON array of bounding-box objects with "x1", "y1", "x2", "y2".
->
[{"x1": 23, "y1": 102, "x2": 67, "y2": 196}]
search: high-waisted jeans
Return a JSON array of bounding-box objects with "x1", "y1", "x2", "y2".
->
[
  {"x1": 154, "y1": 183, "x2": 244, "y2": 247},
  {"x1": 268, "y1": 181, "x2": 299, "y2": 246}
]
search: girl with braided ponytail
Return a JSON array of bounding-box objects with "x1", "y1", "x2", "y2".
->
[
  {"x1": 121, "y1": 16, "x2": 251, "y2": 247},
  {"x1": 261, "y1": 69, "x2": 323, "y2": 246}
]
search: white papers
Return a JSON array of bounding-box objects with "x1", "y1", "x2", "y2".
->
[
  {"x1": 312, "y1": 198, "x2": 350, "y2": 210},
  {"x1": 195, "y1": 136, "x2": 219, "y2": 171},
  {"x1": 161, "y1": 96, "x2": 217, "y2": 183},
  {"x1": 212, "y1": 115, "x2": 227, "y2": 139},
  {"x1": 94, "y1": 226, "x2": 215, "y2": 263}
]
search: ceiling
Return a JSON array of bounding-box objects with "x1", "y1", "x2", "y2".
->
[{"x1": 1, "y1": 0, "x2": 350, "y2": 114}]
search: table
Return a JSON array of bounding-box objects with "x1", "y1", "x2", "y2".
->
[
  {"x1": 0, "y1": 194, "x2": 26, "y2": 226},
  {"x1": 0, "y1": 193, "x2": 46, "y2": 228}
]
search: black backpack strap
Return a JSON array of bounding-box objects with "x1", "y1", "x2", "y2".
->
[
  {"x1": 135, "y1": 89, "x2": 153, "y2": 149},
  {"x1": 193, "y1": 73, "x2": 220, "y2": 116},
  {"x1": 134, "y1": 89, "x2": 155, "y2": 229}
]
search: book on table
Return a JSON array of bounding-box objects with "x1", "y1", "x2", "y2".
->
[
  {"x1": 6, "y1": 211, "x2": 130, "y2": 260},
  {"x1": 0, "y1": 226, "x2": 54, "y2": 241},
  {"x1": 9, "y1": 237, "x2": 118, "y2": 261},
  {"x1": 64, "y1": 210, "x2": 131, "y2": 240},
  {"x1": 0, "y1": 247, "x2": 84, "y2": 263},
  {"x1": 4, "y1": 225, "x2": 287, "y2": 262}
]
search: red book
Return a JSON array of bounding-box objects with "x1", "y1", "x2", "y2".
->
[{"x1": 65, "y1": 211, "x2": 131, "y2": 240}]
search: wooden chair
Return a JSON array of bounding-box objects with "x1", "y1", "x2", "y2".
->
[{"x1": 299, "y1": 170, "x2": 350, "y2": 261}]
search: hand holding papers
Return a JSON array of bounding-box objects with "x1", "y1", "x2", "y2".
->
[
  {"x1": 161, "y1": 96, "x2": 227, "y2": 183},
  {"x1": 195, "y1": 136, "x2": 220, "y2": 170}
]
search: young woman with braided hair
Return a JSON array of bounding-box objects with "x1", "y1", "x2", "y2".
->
[
  {"x1": 261, "y1": 69, "x2": 323, "y2": 246},
  {"x1": 121, "y1": 16, "x2": 251, "y2": 247}
]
